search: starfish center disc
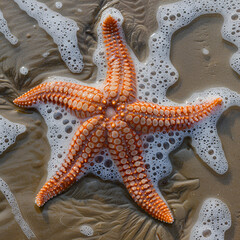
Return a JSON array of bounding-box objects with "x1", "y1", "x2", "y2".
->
[{"x1": 105, "y1": 107, "x2": 117, "y2": 119}]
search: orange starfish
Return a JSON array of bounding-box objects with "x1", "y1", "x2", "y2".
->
[{"x1": 13, "y1": 15, "x2": 222, "y2": 223}]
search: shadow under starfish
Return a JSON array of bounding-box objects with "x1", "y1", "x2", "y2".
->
[{"x1": 13, "y1": 14, "x2": 223, "y2": 223}]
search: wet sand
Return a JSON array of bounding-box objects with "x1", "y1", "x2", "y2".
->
[{"x1": 0, "y1": 0, "x2": 239, "y2": 239}]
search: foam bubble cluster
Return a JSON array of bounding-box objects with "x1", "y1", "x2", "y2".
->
[
  {"x1": 36, "y1": 101, "x2": 81, "y2": 179},
  {"x1": 137, "y1": 0, "x2": 240, "y2": 102},
  {"x1": 14, "y1": 0, "x2": 83, "y2": 73},
  {"x1": 0, "y1": 115, "x2": 26, "y2": 155},
  {"x1": 0, "y1": 177, "x2": 36, "y2": 239},
  {"x1": 0, "y1": 8, "x2": 18, "y2": 45},
  {"x1": 190, "y1": 198, "x2": 231, "y2": 240},
  {"x1": 79, "y1": 225, "x2": 94, "y2": 237}
]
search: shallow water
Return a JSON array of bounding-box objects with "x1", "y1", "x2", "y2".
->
[{"x1": 0, "y1": 0, "x2": 239, "y2": 240}]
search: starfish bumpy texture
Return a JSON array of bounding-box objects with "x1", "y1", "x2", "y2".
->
[{"x1": 14, "y1": 15, "x2": 222, "y2": 223}]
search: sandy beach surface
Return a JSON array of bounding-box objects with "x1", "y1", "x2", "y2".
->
[{"x1": 0, "y1": 0, "x2": 239, "y2": 239}]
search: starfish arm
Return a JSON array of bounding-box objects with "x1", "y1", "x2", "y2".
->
[
  {"x1": 13, "y1": 81, "x2": 105, "y2": 118},
  {"x1": 35, "y1": 115, "x2": 106, "y2": 207},
  {"x1": 102, "y1": 15, "x2": 137, "y2": 103},
  {"x1": 125, "y1": 98, "x2": 222, "y2": 133},
  {"x1": 107, "y1": 119, "x2": 174, "y2": 223}
]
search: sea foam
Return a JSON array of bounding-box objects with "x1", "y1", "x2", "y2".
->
[
  {"x1": 0, "y1": 8, "x2": 18, "y2": 45},
  {"x1": 0, "y1": 115, "x2": 26, "y2": 155},
  {"x1": 79, "y1": 224, "x2": 94, "y2": 237},
  {"x1": 14, "y1": 0, "x2": 83, "y2": 73},
  {"x1": 190, "y1": 198, "x2": 231, "y2": 240},
  {"x1": 0, "y1": 177, "x2": 36, "y2": 239}
]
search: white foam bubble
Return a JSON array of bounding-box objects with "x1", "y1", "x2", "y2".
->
[
  {"x1": 190, "y1": 198, "x2": 231, "y2": 240},
  {"x1": 202, "y1": 48, "x2": 209, "y2": 55},
  {"x1": 36, "y1": 102, "x2": 81, "y2": 179},
  {"x1": 0, "y1": 115, "x2": 26, "y2": 155},
  {"x1": 55, "y1": 2, "x2": 62, "y2": 9},
  {"x1": 19, "y1": 66, "x2": 28, "y2": 75},
  {"x1": 79, "y1": 225, "x2": 94, "y2": 237},
  {"x1": 0, "y1": 177, "x2": 36, "y2": 239},
  {"x1": 14, "y1": 0, "x2": 83, "y2": 73},
  {"x1": 42, "y1": 51, "x2": 50, "y2": 58},
  {"x1": 0, "y1": 8, "x2": 18, "y2": 45}
]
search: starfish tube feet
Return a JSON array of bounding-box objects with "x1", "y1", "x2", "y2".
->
[
  {"x1": 107, "y1": 120, "x2": 174, "y2": 223},
  {"x1": 13, "y1": 81, "x2": 105, "y2": 119},
  {"x1": 102, "y1": 15, "x2": 137, "y2": 103},
  {"x1": 35, "y1": 116, "x2": 106, "y2": 207},
  {"x1": 125, "y1": 98, "x2": 222, "y2": 133}
]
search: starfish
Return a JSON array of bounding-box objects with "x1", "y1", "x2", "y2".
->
[{"x1": 13, "y1": 15, "x2": 222, "y2": 223}]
